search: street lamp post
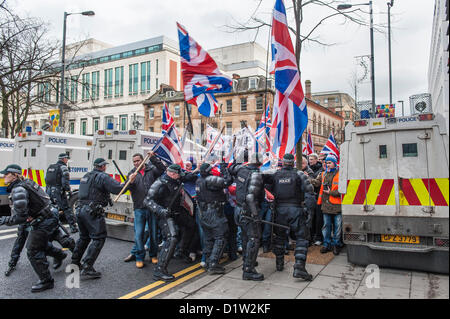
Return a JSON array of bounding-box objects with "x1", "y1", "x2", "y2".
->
[
  {"x1": 58, "y1": 10, "x2": 95, "y2": 133},
  {"x1": 388, "y1": 1, "x2": 394, "y2": 105},
  {"x1": 338, "y1": 2, "x2": 376, "y2": 117}
]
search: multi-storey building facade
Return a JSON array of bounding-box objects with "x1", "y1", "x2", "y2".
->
[
  {"x1": 428, "y1": 0, "x2": 449, "y2": 135},
  {"x1": 26, "y1": 36, "x2": 181, "y2": 135}
]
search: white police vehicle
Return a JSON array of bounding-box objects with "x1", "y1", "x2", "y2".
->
[
  {"x1": 12, "y1": 130, "x2": 93, "y2": 213},
  {"x1": 91, "y1": 129, "x2": 206, "y2": 241},
  {"x1": 339, "y1": 112, "x2": 449, "y2": 273},
  {"x1": 0, "y1": 138, "x2": 15, "y2": 216}
]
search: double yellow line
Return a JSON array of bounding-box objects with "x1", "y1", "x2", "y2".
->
[{"x1": 118, "y1": 263, "x2": 205, "y2": 299}]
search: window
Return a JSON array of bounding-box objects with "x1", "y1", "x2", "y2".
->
[
  {"x1": 24, "y1": 149, "x2": 27, "y2": 157},
  {"x1": 402, "y1": 143, "x2": 418, "y2": 157},
  {"x1": 114, "y1": 66, "x2": 124, "y2": 97},
  {"x1": 240, "y1": 121, "x2": 247, "y2": 129},
  {"x1": 156, "y1": 59, "x2": 159, "y2": 75},
  {"x1": 149, "y1": 107, "x2": 154, "y2": 119},
  {"x1": 256, "y1": 96, "x2": 263, "y2": 110},
  {"x1": 134, "y1": 48, "x2": 145, "y2": 55},
  {"x1": 379, "y1": 145, "x2": 387, "y2": 158},
  {"x1": 81, "y1": 119, "x2": 87, "y2": 136},
  {"x1": 108, "y1": 150, "x2": 113, "y2": 160},
  {"x1": 174, "y1": 105, "x2": 180, "y2": 117},
  {"x1": 119, "y1": 150, "x2": 127, "y2": 160},
  {"x1": 226, "y1": 99, "x2": 232, "y2": 113},
  {"x1": 110, "y1": 53, "x2": 121, "y2": 61},
  {"x1": 226, "y1": 122, "x2": 232, "y2": 135},
  {"x1": 335, "y1": 97, "x2": 339, "y2": 103},
  {"x1": 70, "y1": 76, "x2": 78, "y2": 102},
  {"x1": 129, "y1": 64, "x2": 138, "y2": 95},
  {"x1": 31, "y1": 149, "x2": 36, "y2": 157},
  {"x1": 104, "y1": 68, "x2": 113, "y2": 98},
  {"x1": 93, "y1": 117, "x2": 99, "y2": 133},
  {"x1": 140, "y1": 61, "x2": 151, "y2": 93},
  {"x1": 240, "y1": 98, "x2": 247, "y2": 112},
  {"x1": 69, "y1": 121, "x2": 75, "y2": 134},
  {"x1": 345, "y1": 111, "x2": 351, "y2": 119},
  {"x1": 120, "y1": 115, "x2": 127, "y2": 130},
  {"x1": 149, "y1": 127, "x2": 154, "y2": 132},
  {"x1": 82, "y1": 73, "x2": 90, "y2": 101},
  {"x1": 91, "y1": 71, "x2": 99, "y2": 100},
  {"x1": 155, "y1": 78, "x2": 158, "y2": 90},
  {"x1": 249, "y1": 77, "x2": 259, "y2": 90},
  {"x1": 122, "y1": 50, "x2": 133, "y2": 58},
  {"x1": 105, "y1": 116, "x2": 114, "y2": 130}
]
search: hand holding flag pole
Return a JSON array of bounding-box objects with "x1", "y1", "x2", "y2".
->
[{"x1": 113, "y1": 153, "x2": 151, "y2": 202}]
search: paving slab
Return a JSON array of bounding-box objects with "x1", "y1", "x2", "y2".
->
[
  {"x1": 186, "y1": 291, "x2": 229, "y2": 299},
  {"x1": 297, "y1": 287, "x2": 355, "y2": 299},
  {"x1": 355, "y1": 286, "x2": 410, "y2": 299},
  {"x1": 361, "y1": 269, "x2": 411, "y2": 289},
  {"x1": 410, "y1": 272, "x2": 449, "y2": 299},
  {"x1": 308, "y1": 275, "x2": 361, "y2": 296},
  {"x1": 320, "y1": 263, "x2": 366, "y2": 281},
  {"x1": 328, "y1": 255, "x2": 350, "y2": 266},
  {"x1": 163, "y1": 291, "x2": 189, "y2": 299},
  {"x1": 263, "y1": 263, "x2": 323, "y2": 290},
  {"x1": 240, "y1": 282, "x2": 301, "y2": 299},
  {"x1": 179, "y1": 273, "x2": 223, "y2": 294},
  {"x1": 197, "y1": 276, "x2": 258, "y2": 299}
]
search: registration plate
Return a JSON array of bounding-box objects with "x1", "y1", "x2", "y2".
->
[
  {"x1": 381, "y1": 235, "x2": 420, "y2": 244},
  {"x1": 106, "y1": 213, "x2": 126, "y2": 222}
]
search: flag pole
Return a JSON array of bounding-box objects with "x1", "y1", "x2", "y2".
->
[{"x1": 264, "y1": 20, "x2": 272, "y2": 154}]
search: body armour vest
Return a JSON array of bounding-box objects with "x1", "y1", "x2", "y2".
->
[
  {"x1": 196, "y1": 176, "x2": 226, "y2": 204},
  {"x1": 78, "y1": 171, "x2": 109, "y2": 206},
  {"x1": 235, "y1": 166, "x2": 257, "y2": 207},
  {"x1": 45, "y1": 163, "x2": 62, "y2": 186},
  {"x1": 273, "y1": 168, "x2": 303, "y2": 205},
  {"x1": 19, "y1": 179, "x2": 50, "y2": 216}
]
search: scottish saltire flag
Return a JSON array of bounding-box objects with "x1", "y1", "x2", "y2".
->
[
  {"x1": 307, "y1": 128, "x2": 314, "y2": 155},
  {"x1": 320, "y1": 132, "x2": 340, "y2": 163},
  {"x1": 270, "y1": 0, "x2": 308, "y2": 159},
  {"x1": 177, "y1": 22, "x2": 232, "y2": 117},
  {"x1": 152, "y1": 125, "x2": 184, "y2": 168},
  {"x1": 255, "y1": 106, "x2": 272, "y2": 152},
  {"x1": 162, "y1": 102, "x2": 175, "y2": 135}
]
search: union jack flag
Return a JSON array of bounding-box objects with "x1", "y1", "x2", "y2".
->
[
  {"x1": 320, "y1": 132, "x2": 340, "y2": 163},
  {"x1": 270, "y1": 0, "x2": 308, "y2": 159},
  {"x1": 152, "y1": 125, "x2": 184, "y2": 168},
  {"x1": 255, "y1": 106, "x2": 271, "y2": 152},
  {"x1": 177, "y1": 22, "x2": 232, "y2": 117},
  {"x1": 307, "y1": 128, "x2": 314, "y2": 155},
  {"x1": 161, "y1": 102, "x2": 174, "y2": 135},
  {"x1": 302, "y1": 138, "x2": 307, "y2": 155},
  {"x1": 206, "y1": 124, "x2": 224, "y2": 153}
]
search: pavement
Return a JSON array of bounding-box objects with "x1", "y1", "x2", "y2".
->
[{"x1": 160, "y1": 248, "x2": 449, "y2": 299}]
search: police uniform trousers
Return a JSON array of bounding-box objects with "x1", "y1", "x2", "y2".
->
[
  {"x1": 236, "y1": 207, "x2": 261, "y2": 272},
  {"x1": 46, "y1": 186, "x2": 76, "y2": 227},
  {"x1": 272, "y1": 205, "x2": 309, "y2": 264},
  {"x1": 198, "y1": 203, "x2": 228, "y2": 267},
  {"x1": 71, "y1": 205, "x2": 107, "y2": 268},
  {"x1": 26, "y1": 210, "x2": 66, "y2": 281},
  {"x1": 174, "y1": 210, "x2": 196, "y2": 257}
]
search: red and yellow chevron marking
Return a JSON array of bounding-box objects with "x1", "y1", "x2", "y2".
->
[
  {"x1": 22, "y1": 169, "x2": 46, "y2": 187},
  {"x1": 342, "y1": 179, "x2": 396, "y2": 206},
  {"x1": 399, "y1": 178, "x2": 449, "y2": 206}
]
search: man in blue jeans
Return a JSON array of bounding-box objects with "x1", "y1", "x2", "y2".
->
[{"x1": 123, "y1": 151, "x2": 166, "y2": 268}]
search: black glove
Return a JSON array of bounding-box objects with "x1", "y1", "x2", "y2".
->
[{"x1": 159, "y1": 208, "x2": 169, "y2": 219}]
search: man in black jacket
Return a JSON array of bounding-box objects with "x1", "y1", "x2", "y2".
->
[
  {"x1": 123, "y1": 151, "x2": 166, "y2": 268},
  {"x1": 308, "y1": 153, "x2": 324, "y2": 246}
]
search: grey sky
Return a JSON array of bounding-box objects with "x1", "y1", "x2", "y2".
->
[{"x1": 10, "y1": 0, "x2": 435, "y2": 116}]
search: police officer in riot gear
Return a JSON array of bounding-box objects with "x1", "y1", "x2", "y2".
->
[
  {"x1": 196, "y1": 163, "x2": 232, "y2": 274},
  {"x1": 144, "y1": 164, "x2": 184, "y2": 282},
  {"x1": 71, "y1": 158, "x2": 132, "y2": 279},
  {"x1": 45, "y1": 153, "x2": 78, "y2": 233},
  {"x1": 229, "y1": 153, "x2": 266, "y2": 281},
  {"x1": 0, "y1": 164, "x2": 67, "y2": 292},
  {"x1": 266, "y1": 153, "x2": 316, "y2": 280}
]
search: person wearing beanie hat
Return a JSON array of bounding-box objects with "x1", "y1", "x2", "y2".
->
[
  {"x1": 311, "y1": 154, "x2": 343, "y2": 255},
  {"x1": 195, "y1": 160, "x2": 233, "y2": 275},
  {"x1": 45, "y1": 153, "x2": 78, "y2": 233},
  {"x1": 71, "y1": 157, "x2": 132, "y2": 280},
  {"x1": 265, "y1": 152, "x2": 316, "y2": 281}
]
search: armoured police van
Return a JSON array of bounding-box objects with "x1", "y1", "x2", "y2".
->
[
  {"x1": 339, "y1": 113, "x2": 449, "y2": 273},
  {"x1": 0, "y1": 138, "x2": 15, "y2": 216},
  {"x1": 13, "y1": 131, "x2": 93, "y2": 212},
  {"x1": 91, "y1": 129, "x2": 206, "y2": 241}
]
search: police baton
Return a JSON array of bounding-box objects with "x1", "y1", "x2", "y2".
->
[
  {"x1": 241, "y1": 215, "x2": 290, "y2": 230},
  {"x1": 113, "y1": 153, "x2": 151, "y2": 203}
]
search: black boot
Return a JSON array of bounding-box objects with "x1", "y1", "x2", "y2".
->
[
  {"x1": 5, "y1": 264, "x2": 16, "y2": 277},
  {"x1": 31, "y1": 278, "x2": 54, "y2": 293},
  {"x1": 276, "y1": 256, "x2": 284, "y2": 271},
  {"x1": 153, "y1": 266, "x2": 175, "y2": 282},
  {"x1": 293, "y1": 261, "x2": 313, "y2": 281},
  {"x1": 53, "y1": 252, "x2": 67, "y2": 270},
  {"x1": 81, "y1": 265, "x2": 102, "y2": 279},
  {"x1": 242, "y1": 268, "x2": 264, "y2": 281},
  {"x1": 208, "y1": 263, "x2": 225, "y2": 275}
]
